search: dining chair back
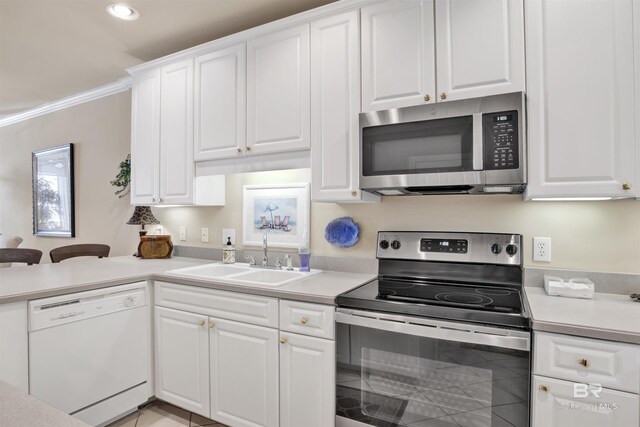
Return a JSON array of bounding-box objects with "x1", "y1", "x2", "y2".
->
[
  {"x1": 50, "y1": 244, "x2": 110, "y2": 263},
  {"x1": 0, "y1": 248, "x2": 43, "y2": 266}
]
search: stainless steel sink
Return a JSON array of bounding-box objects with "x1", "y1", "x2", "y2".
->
[{"x1": 165, "y1": 263, "x2": 320, "y2": 287}]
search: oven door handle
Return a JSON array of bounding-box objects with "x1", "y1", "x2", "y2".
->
[{"x1": 335, "y1": 310, "x2": 530, "y2": 352}]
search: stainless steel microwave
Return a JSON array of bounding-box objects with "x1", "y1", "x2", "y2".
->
[{"x1": 359, "y1": 92, "x2": 526, "y2": 195}]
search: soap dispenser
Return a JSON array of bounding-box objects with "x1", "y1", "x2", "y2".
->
[{"x1": 223, "y1": 236, "x2": 235, "y2": 264}]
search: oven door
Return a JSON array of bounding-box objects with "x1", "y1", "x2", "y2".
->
[{"x1": 336, "y1": 309, "x2": 530, "y2": 427}]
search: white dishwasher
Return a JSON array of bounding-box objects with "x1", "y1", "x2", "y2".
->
[{"x1": 29, "y1": 282, "x2": 149, "y2": 426}]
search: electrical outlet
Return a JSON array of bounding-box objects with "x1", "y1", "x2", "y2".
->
[
  {"x1": 222, "y1": 229, "x2": 236, "y2": 245},
  {"x1": 533, "y1": 237, "x2": 551, "y2": 262},
  {"x1": 201, "y1": 228, "x2": 209, "y2": 243},
  {"x1": 179, "y1": 226, "x2": 187, "y2": 241}
]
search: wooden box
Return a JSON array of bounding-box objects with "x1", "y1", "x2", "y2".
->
[{"x1": 138, "y1": 235, "x2": 173, "y2": 259}]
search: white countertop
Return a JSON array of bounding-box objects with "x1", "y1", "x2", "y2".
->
[
  {"x1": 525, "y1": 287, "x2": 640, "y2": 344},
  {"x1": 0, "y1": 256, "x2": 375, "y2": 305},
  {"x1": 0, "y1": 381, "x2": 89, "y2": 427}
]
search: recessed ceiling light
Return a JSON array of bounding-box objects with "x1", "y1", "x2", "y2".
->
[{"x1": 106, "y1": 3, "x2": 140, "y2": 21}]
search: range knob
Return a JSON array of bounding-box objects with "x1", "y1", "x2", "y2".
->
[
  {"x1": 491, "y1": 243, "x2": 502, "y2": 254},
  {"x1": 506, "y1": 244, "x2": 518, "y2": 256},
  {"x1": 391, "y1": 240, "x2": 401, "y2": 250},
  {"x1": 379, "y1": 240, "x2": 389, "y2": 249}
]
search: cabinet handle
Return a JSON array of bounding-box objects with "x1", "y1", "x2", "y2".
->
[
  {"x1": 440, "y1": 92, "x2": 447, "y2": 100},
  {"x1": 280, "y1": 337, "x2": 287, "y2": 344},
  {"x1": 351, "y1": 190, "x2": 357, "y2": 197},
  {"x1": 538, "y1": 385, "x2": 549, "y2": 393},
  {"x1": 424, "y1": 94, "x2": 430, "y2": 102},
  {"x1": 208, "y1": 321, "x2": 215, "y2": 328},
  {"x1": 199, "y1": 320, "x2": 205, "y2": 327},
  {"x1": 300, "y1": 316, "x2": 308, "y2": 325},
  {"x1": 622, "y1": 183, "x2": 631, "y2": 191},
  {"x1": 578, "y1": 358, "x2": 590, "y2": 368}
]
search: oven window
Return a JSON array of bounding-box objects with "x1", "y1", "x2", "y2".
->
[
  {"x1": 361, "y1": 116, "x2": 474, "y2": 177},
  {"x1": 336, "y1": 323, "x2": 530, "y2": 427}
]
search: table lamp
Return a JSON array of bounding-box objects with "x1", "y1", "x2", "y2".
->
[{"x1": 126, "y1": 206, "x2": 160, "y2": 236}]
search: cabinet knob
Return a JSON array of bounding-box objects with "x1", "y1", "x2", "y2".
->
[
  {"x1": 208, "y1": 321, "x2": 215, "y2": 328},
  {"x1": 538, "y1": 385, "x2": 549, "y2": 393},
  {"x1": 351, "y1": 190, "x2": 357, "y2": 197},
  {"x1": 246, "y1": 146, "x2": 251, "y2": 152},
  {"x1": 237, "y1": 147, "x2": 242, "y2": 153},
  {"x1": 440, "y1": 92, "x2": 447, "y2": 100},
  {"x1": 159, "y1": 198, "x2": 164, "y2": 203},
  {"x1": 152, "y1": 197, "x2": 156, "y2": 202},
  {"x1": 280, "y1": 337, "x2": 287, "y2": 344},
  {"x1": 199, "y1": 320, "x2": 205, "y2": 327},
  {"x1": 578, "y1": 358, "x2": 590, "y2": 368},
  {"x1": 300, "y1": 316, "x2": 308, "y2": 325},
  {"x1": 424, "y1": 94, "x2": 431, "y2": 102},
  {"x1": 622, "y1": 183, "x2": 631, "y2": 191}
]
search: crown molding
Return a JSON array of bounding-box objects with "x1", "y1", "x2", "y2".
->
[{"x1": 0, "y1": 76, "x2": 132, "y2": 128}]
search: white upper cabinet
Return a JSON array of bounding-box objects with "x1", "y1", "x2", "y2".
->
[
  {"x1": 194, "y1": 44, "x2": 246, "y2": 161},
  {"x1": 434, "y1": 0, "x2": 524, "y2": 101},
  {"x1": 247, "y1": 25, "x2": 310, "y2": 154},
  {"x1": 361, "y1": 0, "x2": 436, "y2": 112},
  {"x1": 160, "y1": 59, "x2": 195, "y2": 205},
  {"x1": 525, "y1": 0, "x2": 637, "y2": 199},
  {"x1": 131, "y1": 68, "x2": 161, "y2": 205},
  {"x1": 310, "y1": 10, "x2": 379, "y2": 203}
]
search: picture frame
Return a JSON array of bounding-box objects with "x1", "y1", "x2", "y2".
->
[
  {"x1": 32, "y1": 143, "x2": 75, "y2": 237},
  {"x1": 242, "y1": 183, "x2": 310, "y2": 249}
]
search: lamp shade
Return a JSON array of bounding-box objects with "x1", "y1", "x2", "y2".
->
[{"x1": 126, "y1": 206, "x2": 160, "y2": 226}]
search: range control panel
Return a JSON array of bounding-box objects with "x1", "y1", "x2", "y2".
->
[
  {"x1": 484, "y1": 110, "x2": 518, "y2": 170},
  {"x1": 377, "y1": 231, "x2": 522, "y2": 266}
]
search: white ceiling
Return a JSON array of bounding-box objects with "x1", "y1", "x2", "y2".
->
[{"x1": 0, "y1": 0, "x2": 336, "y2": 119}]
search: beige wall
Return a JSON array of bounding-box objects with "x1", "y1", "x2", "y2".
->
[
  {"x1": 2, "y1": 92, "x2": 639, "y2": 273},
  {"x1": 153, "y1": 169, "x2": 640, "y2": 274},
  {"x1": 0, "y1": 91, "x2": 139, "y2": 261}
]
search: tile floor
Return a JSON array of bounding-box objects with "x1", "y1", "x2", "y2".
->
[{"x1": 107, "y1": 401, "x2": 228, "y2": 427}]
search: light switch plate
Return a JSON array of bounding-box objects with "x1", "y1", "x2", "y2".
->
[
  {"x1": 179, "y1": 226, "x2": 187, "y2": 241},
  {"x1": 201, "y1": 228, "x2": 209, "y2": 243}
]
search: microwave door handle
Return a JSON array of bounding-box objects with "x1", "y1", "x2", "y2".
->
[{"x1": 473, "y1": 113, "x2": 483, "y2": 171}]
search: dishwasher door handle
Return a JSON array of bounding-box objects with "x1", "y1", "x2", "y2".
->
[{"x1": 54, "y1": 311, "x2": 85, "y2": 320}]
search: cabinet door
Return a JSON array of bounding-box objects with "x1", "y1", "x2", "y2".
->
[
  {"x1": 280, "y1": 333, "x2": 335, "y2": 427},
  {"x1": 194, "y1": 44, "x2": 246, "y2": 161},
  {"x1": 435, "y1": 0, "x2": 524, "y2": 101},
  {"x1": 532, "y1": 375, "x2": 639, "y2": 427},
  {"x1": 247, "y1": 25, "x2": 310, "y2": 154},
  {"x1": 525, "y1": 0, "x2": 637, "y2": 198},
  {"x1": 310, "y1": 10, "x2": 379, "y2": 203},
  {"x1": 210, "y1": 318, "x2": 279, "y2": 427},
  {"x1": 160, "y1": 59, "x2": 195, "y2": 204},
  {"x1": 155, "y1": 306, "x2": 210, "y2": 417},
  {"x1": 361, "y1": 0, "x2": 436, "y2": 112},
  {"x1": 131, "y1": 68, "x2": 161, "y2": 205}
]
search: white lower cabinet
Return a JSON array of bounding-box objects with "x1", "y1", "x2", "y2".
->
[
  {"x1": 279, "y1": 332, "x2": 335, "y2": 427},
  {"x1": 0, "y1": 301, "x2": 28, "y2": 392},
  {"x1": 210, "y1": 318, "x2": 279, "y2": 427},
  {"x1": 154, "y1": 283, "x2": 336, "y2": 427},
  {"x1": 532, "y1": 332, "x2": 640, "y2": 427},
  {"x1": 154, "y1": 306, "x2": 210, "y2": 417},
  {"x1": 532, "y1": 375, "x2": 639, "y2": 427}
]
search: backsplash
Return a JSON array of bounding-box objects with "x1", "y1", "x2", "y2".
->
[{"x1": 152, "y1": 169, "x2": 640, "y2": 275}]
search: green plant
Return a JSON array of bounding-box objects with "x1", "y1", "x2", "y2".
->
[{"x1": 111, "y1": 154, "x2": 131, "y2": 198}]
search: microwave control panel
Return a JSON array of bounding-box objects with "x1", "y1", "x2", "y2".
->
[{"x1": 483, "y1": 110, "x2": 518, "y2": 170}]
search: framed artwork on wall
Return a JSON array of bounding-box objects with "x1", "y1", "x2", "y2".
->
[
  {"x1": 32, "y1": 143, "x2": 75, "y2": 237},
  {"x1": 242, "y1": 183, "x2": 310, "y2": 249}
]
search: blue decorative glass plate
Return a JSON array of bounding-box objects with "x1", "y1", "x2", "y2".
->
[{"x1": 324, "y1": 217, "x2": 360, "y2": 248}]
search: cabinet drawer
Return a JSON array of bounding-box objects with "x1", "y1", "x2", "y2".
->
[
  {"x1": 279, "y1": 300, "x2": 334, "y2": 340},
  {"x1": 532, "y1": 375, "x2": 639, "y2": 427},
  {"x1": 155, "y1": 281, "x2": 278, "y2": 328},
  {"x1": 534, "y1": 332, "x2": 640, "y2": 393}
]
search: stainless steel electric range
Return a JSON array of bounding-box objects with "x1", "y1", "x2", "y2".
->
[{"x1": 336, "y1": 232, "x2": 531, "y2": 427}]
